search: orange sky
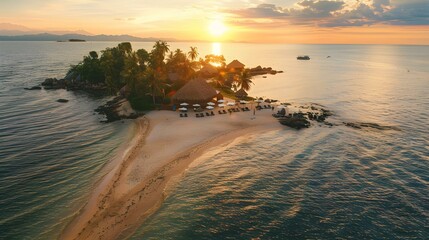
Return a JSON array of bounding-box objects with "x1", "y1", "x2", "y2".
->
[{"x1": 0, "y1": 0, "x2": 428, "y2": 45}]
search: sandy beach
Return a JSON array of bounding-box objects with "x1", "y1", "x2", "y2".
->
[{"x1": 60, "y1": 106, "x2": 281, "y2": 240}]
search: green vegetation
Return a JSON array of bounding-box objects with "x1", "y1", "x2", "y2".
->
[{"x1": 67, "y1": 41, "x2": 254, "y2": 110}]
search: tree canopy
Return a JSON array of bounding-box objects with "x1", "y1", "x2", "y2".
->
[{"x1": 67, "y1": 41, "x2": 254, "y2": 109}]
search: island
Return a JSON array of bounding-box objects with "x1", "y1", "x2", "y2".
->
[
  {"x1": 57, "y1": 39, "x2": 86, "y2": 42},
  {"x1": 36, "y1": 42, "x2": 341, "y2": 240}
]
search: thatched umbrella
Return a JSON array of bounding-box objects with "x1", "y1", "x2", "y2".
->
[{"x1": 235, "y1": 88, "x2": 248, "y2": 99}]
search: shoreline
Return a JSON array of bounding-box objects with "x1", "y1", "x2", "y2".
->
[{"x1": 60, "y1": 109, "x2": 281, "y2": 240}]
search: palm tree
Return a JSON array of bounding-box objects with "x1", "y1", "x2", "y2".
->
[
  {"x1": 118, "y1": 42, "x2": 132, "y2": 55},
  {"x1": 136, "y1": 49, "x2": 150, "y2": 69},
  {"x1": 237, "y1": 70, "x2": 253, "y2": 91},
  {"x1": 188, "y1": 47, "x2": 198, "y2": 62},
  {"x1": 151, "y1": 40, "x2": 170, "y2": 67},
  {"x1": 146, "y1": 67, "x2": 167, "y2": 105}
]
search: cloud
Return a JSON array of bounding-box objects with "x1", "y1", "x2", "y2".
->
[
  {"x1": 232, "y1": 4, "x2": 289, "y2": 18},
  {"x1": 228, "y1": 0, "x2": 429, "y2": 27}
]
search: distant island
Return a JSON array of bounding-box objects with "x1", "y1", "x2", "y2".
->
[
  {"x1": 57, "y1": 39, "x2": 86, "y2": 42},
  {"x1": 0, "y1": 33, "x2": 177, "y2": 42}
]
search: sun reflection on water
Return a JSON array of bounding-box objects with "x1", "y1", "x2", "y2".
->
[{"x1": 212, "y1": 42, "x2": 221, "y2": 56}]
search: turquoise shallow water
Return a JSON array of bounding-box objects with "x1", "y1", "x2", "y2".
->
[{"x1": 0, "y1": 42, "x2": 428, "y2": 239}]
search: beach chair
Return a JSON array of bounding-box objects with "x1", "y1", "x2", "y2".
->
[
  {"x1": 196, "y1": 113, "x2": 199, "y2": 118},
  {"x1": 223, "y1": 110, "x2": 227, "y2": 114},
  {"x1": 211, "y1": 111, "x2": 215, "y2": 116},
  {"x1": 200, "y1": 113, "x2": 205, "y2": 117},
  {"x1": 206, "y1": 112, "x2": 210, "y2": 117},
  {"x1": 180, "y1": 113, "x2": 183, "y2": 117},
  {"x1": 185, "y1": 113, "x2": 188, "y2": 117}
]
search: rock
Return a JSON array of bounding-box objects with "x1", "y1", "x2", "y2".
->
[
  {"x1": 24, "y1": 86, "x2": 42, "y2": 90},
  {"x1": 343, "y1": 122, "x2": 400, "y2": 131},
  {"x1": 324, "y1": 122, "x2": 334, "y2": 127},
  {"x1": 41, "y1": 78, "x2": 56, "y2": 86},
  {"x1": 57, "y1": 99, "x2": 69, "y2": 103},
  {"x1": 278, "y1": 115, "x2": 310, "y2": 129},
  {"x1": 95, "y1": 96, "x2": 143, "y2": 123}
]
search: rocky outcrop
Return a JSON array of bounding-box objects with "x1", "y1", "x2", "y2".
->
[
  {"x1": 95, "y1": 96, "x2": 143, "y2": 123},
  {"x1": 41, "y1": 77, "x2": 107, "y2": 93},
  {"x1": 41, "y1": 78, "x2": 66, "y2": 89},
  {"x1": 343, "y1": 122, "x2": 400, "y2": 131},
  {"x1": 274, "y1": 103, "x2": 334, "y2": 130},
  {"x1": 24, "y1": 86, "x2": 42, "y2": 90},
  {"x1": 278, "y1": 113, "x2": 310, "y2": 129},
  {"x1": 248, "y1": 66, "x2": 283, "y2": 76}
]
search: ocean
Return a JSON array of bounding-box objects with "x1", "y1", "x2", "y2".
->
[{"x1": 0, "y1": 41, "x2": 428, "y2": 239}]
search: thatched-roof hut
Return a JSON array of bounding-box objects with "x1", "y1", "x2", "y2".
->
[
  {"x1": 172, "y1": 78, "x2": 218, "y2": 105},
  {"x1": 235, "y1": 88, "x2": 248, "y2": 99},
  {"x1": 199, "y1": 64, "x2": 218, "y2": 76},
  {"x1": 227, "y1": 60, "x2": 245, "y2": 71}
]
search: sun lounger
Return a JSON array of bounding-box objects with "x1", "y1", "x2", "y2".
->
[
  {"x1": 206, "y1": 112, "x2": 210, "y2": 116},
  {"x1": 211, "y1": 111, "x2": 215, "y2": 116},
  {"x1": 184, "y1": 113, "x2": 188, "y2": 117},
  {"x1": 222, "y1": 110, "x2": 227, "y2": 114}
]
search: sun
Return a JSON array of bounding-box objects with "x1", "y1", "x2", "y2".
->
[{"x1": 208, "y1": 20, "x2": 227, "y2": 37}]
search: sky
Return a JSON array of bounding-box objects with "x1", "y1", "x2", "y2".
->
[{"x1": 0, "y1": 0, "x2": 428, "y2": 44}]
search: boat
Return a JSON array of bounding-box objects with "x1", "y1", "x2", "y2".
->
[{"x1": 297, "y1": 56, "x2": 310, "y2": 60}]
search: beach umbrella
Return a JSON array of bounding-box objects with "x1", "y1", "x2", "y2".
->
[
  {"x1": 180, "y1": 103, "x2": 189, "y2": 106},
  {"x1": 255, "y1": 99, "x2": 263, "y2": 103},
  {"x1": 218, "y1": 103, "x2": 225, "y2": 108},
  {"x1": 240, "y1": 100, "x2": 248, "y2": 104},
  {"x1": 193, "y1": 104, "x2": 201, "y2": 107},
  {"x1": 217, "y1": 99, "x2": 225, "y2": 103},
  {"x1": 178, "y1": 107, "x2": 188, "y2": 112},
  {"x1": 227, "y1": 102, "x2": 235, "y2": 106},
  {"x1": 207, "y1": 102, "x2": 215, "y2": 106},
  {"x1": 206, "y1": 106, "x2": 214, "y2": 110}
]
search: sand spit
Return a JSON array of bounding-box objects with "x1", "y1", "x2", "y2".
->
[{"x1": 61, "y1": 108, "x2": 280, "y2": 240}]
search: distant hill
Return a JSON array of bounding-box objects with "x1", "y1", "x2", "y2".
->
[
  {"x1": 0, "y1": 23, "x2": 93, "y2": 36},
  {"x1": 0, "y1": 33, "x2": 177, "y2": 42}
]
